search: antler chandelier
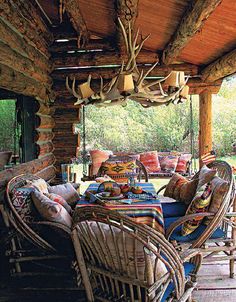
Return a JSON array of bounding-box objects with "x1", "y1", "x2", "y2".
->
[{"x1": 66, "y1": 18, "x2": 190, "y2": 108}]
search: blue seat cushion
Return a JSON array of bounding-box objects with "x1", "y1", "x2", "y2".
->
[
  {"x1": 164, "y1": 216, "x2": 226, "y2": 242},
  {"x1": 161, "y1": 262, "x2": 195, "y2": 302},
  {"x1": 162, "y1": 201, "x2": 188, "y2": 218}
]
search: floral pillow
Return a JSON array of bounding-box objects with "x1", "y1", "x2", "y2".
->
[
  {"x1": 159, "y1": 155, "x2": 179, "y2": 172},
  {"x1": 182, "y1": 183, "x2": 213, "y2": 236},
  {"x1": 140, "y1": 151, "x2": 161, "y2": 173}
]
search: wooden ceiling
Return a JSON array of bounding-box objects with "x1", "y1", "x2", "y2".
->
[{"x1": 36, "y1": 0, "x2": 236, "y2": 88}]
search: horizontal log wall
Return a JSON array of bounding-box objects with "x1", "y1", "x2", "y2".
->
[
  {"x1": 52, "y1": 99, "x2": 80, "y2": 176},
  {"x1": 0, "y1": 0, "x2": 54, "y2": 102},
  {"x1": 0, "y1": 0, "x2": 57, "y2": 187}
]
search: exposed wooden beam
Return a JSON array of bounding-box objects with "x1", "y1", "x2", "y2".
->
[
  {"x1": 49, "y1": 39, "x2": 114, "y2": 54},
  {"x1": 115, "y1": 0, "x2": 139, "y2": 53},
  {"x1": 201, "y1": 49, "x2": 236, "y2": 82},
  {"x1": 162, "y1": 0, "x2": 222, "y2": 65},
  {"x1": 64, "y1": 0, "x2": 90, "y2": 48},
  {"x1": 52, "y1": 63, "x2": 199, "y2": 81},
  {"x1": 52, "y1": 50, "x2": 159, "y2": 69}
]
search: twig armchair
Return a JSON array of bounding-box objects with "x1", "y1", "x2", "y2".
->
[
  {"x1": 71, "y1": 206, "x2": 201, "y2": 302},
  {"x1": 159, "y1": 160, "x2": 236, "y2": 277},
  {"x1": 1, "y1": 174, "x2": 73, "y2": 279}
]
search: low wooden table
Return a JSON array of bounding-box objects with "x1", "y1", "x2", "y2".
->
[{"x1": 75, "y1": 182, "x2": 164, "y2": 234}]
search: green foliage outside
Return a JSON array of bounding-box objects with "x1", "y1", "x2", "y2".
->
[
  {"x1": 80, "y1": 78, "x2": 236, "y2": 157},
  {"x1": 0, "y1": 100, "x2": 16, "y2": 152}
]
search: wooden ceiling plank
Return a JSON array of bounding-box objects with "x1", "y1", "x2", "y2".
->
[
  {"x1": 162, "y1": 0, "x2": 222, "y2": 65},
  {"x1": 64, "y1": 0, "x2": 90, "y2": 48},
  {"x1": 51, "y1": 63, "x2": 199, "y2": 81},
  {"x1": 115, "y1": 0, "x2": 139, "y2": 53},
  {"x1": 201, "y1": 48, "x2": 236, "y2": 82}
]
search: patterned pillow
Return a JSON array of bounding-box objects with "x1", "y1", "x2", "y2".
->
[
  {"x1": 44, "y1": 193, "x2": 73, "y2": 215},
  {"x1": 197, "y1": 165, "x2": 217, "y2": 191},
  {"x1": 204, "y1": 176, "x2": 229, "y2": 224},
  {"x1": 159, "y1": 155, "x2": 179, "y2": 172},
  {"x1": 48, "y1": 183, "x2": 80, "y2": 206},
  {"x1": 32, "y1": 190, "x2": 72, "y2": 228},
  {"x1": 140, "y1": 151, "x2": 161, "y2": 173},
  {"x1": 175, "y1": 154, "x2": 192, "y2": 173},
  {"x1": 12, "y1": 187, "x2": 36, "y2": 222},
  {"x1": 182, "y1": 183, "x2": 213, "y2": 236},
  {"x1": 27, "y1": 178, "x2": 49, "y2": 194},
  {"x1": 90, "y1": 150, "x2": 113, "y2": 176},
  {"x1": 100, "y1": 160, "x2": 137, "y2": 183},
  {"x1": 164, "y1": 173, "x2": 198, "y2": 204}
]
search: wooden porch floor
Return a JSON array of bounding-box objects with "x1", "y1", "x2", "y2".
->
[{"x1": 0, "y1": 262, "x2": 236, "y2": 302}]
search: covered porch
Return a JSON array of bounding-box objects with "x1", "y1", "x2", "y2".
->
[{"x1": 0, "y1": 0, "x2": 236, "y2": 301}]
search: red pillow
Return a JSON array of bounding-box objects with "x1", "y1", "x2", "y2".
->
[
  {"x1": 159, "y1": 155, "x2": 179, "y2": 172},
  {"x1": 140, "y1": 151, "x2": 161, "y2": 173},
  {"x1": 176, "y1": 154, "x2": 192, "y2": 173},
  {"x1": 90, "y1": 150, "x2": 112, "y2": 176}
]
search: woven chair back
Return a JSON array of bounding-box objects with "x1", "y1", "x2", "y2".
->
[{"x1": 72, "y1": 206, "x2": 187, "y2": 302}]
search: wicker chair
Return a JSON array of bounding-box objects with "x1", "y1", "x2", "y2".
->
[
  {"x1": 1, "y1": 174, "x2": 74, "y2": 280},
  {"x1": 71, "y1": 206, "x2": 201, "y2": 302},
  {"x1": 98, "y1": 155, "x2": 149, "y2": 182},
  {"x1": 158, "y1": 160, "x2": 236, "y2": 277}
]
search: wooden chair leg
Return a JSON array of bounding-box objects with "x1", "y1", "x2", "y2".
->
[{"x1": 230, "y1": 256, "x2": 235, "y2": 278}]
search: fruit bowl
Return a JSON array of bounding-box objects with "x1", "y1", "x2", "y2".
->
[{"x1": 131, "y1": 186, "x2": 143, "y2": 194}]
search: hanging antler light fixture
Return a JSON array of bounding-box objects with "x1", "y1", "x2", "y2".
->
[{"x1": 66, "y1": 18, "x2": 190, "y2": 108}]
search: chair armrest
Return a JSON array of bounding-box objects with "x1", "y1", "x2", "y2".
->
[
  {"x1": 166, "y1": 212, "x2": 214, "y2": 240},
  {"x1": 179, "y1": 249, "x2": 201, "y2": 262},
  {"x1": 30, "y1": 221, "x2": 71, "y2": 234},
  {"x1": 156, "y1": 185, "x2": 167, "y2": 195}
]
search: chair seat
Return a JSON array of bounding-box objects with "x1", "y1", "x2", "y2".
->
[
  {"x1": 162, "y1": 201, "x2": 188, "y2": 218},
  {"x1": 161, "y1": 262, "x2": 195, "y2": 302},
  {"x1": 164, "y1": 216, "x2": 226, "y2": 242}
]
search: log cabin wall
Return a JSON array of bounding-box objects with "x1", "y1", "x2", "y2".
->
[{"x1": 0, "y1": 0, "x2": 56, "y2": 187}]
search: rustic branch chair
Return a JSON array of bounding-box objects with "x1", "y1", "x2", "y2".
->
[
  {"x1": 158, "y1": 160, "x2": 236, "y2": 277},
  {"x1": 71, "y1": 206, "x2": 201, "y2": 302},
  {"x1": 98, "y1": 155, "x2": 149, "y2": 182},
  {"x1": 1, "y1": 174, "x2": 75, "y2": 280}
]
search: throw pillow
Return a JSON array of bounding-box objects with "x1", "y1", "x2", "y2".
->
[
  {"x1": 32, "y1": 190, "x2": 72, "y2": 228},
  {"x1": 159, "y1": 155, "x2": 179, "y2": 172},
  {"x1": 48, "y1": 183, "x2": 80, "y2": 206},
  {"x1": 164, "y1": 173, "x2": 198, "y2": 204},
  {"x1": 175, "y1": 154, "x2": 192, "y2": 173},
  {"x1": 100, "y1": 160, "x2": 137, "y2": 183},
  {"x1": 182, "y1": 183, "x2": 213, "y2": 236},
  {"x1": 90, "y1": 150, "x2": 113, "y2": 176},
  {"x1": 197, "y1": 165, "x2": 217, "y2": 191},
  {"x1": 140, "y1": 151, "x2": 161, "y2": 173},
  {"x1": 12, "y1": 187, "x2": 36, "y2": 222},
  {"x1": 27, "y1": 178, "x2": 49, "y2": 194},
  {"x1": 44, "y1": 193, "x2": 73, "y2": 215},
  {"x1": 164, "y1": 173, "x2": 186, "y2": 199},
  {"x1": 204, "y1": 176, "x2": 229, "y2": 224}
]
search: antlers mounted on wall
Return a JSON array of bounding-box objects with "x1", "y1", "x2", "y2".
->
[{"x1": 66, "y1": 18, "x2": 190, "y2": 108}]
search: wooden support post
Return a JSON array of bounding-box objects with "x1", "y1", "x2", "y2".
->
[{"x1": 199, "y1": 90, "x2": 213, "y2": 167}]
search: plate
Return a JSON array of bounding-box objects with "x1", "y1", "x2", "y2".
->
[{"x1": 97, "y1": 193, "x2": 124, "y2": 200}]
